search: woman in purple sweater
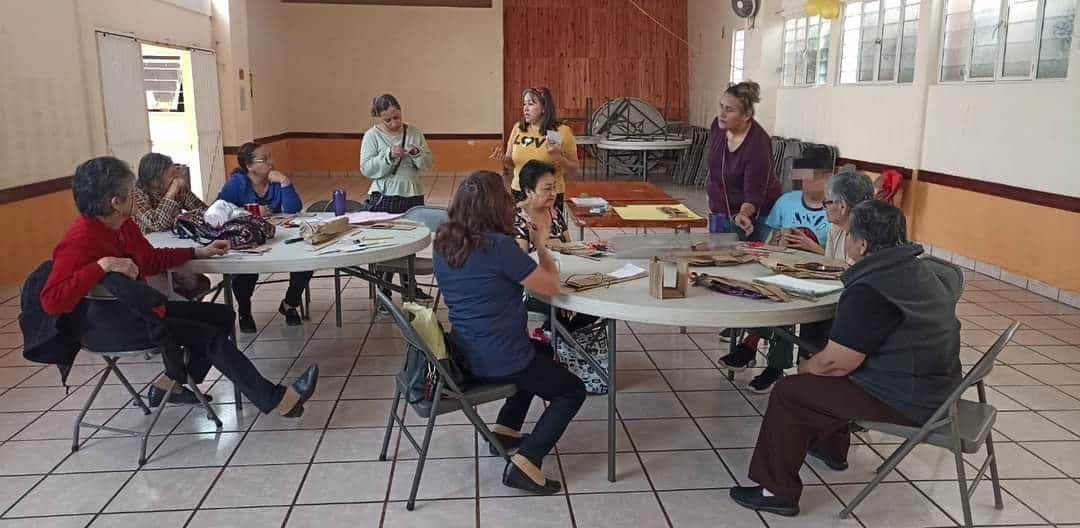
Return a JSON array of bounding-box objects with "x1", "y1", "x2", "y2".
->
[{"x1": 707, "y1": 81, "x2": 782, "y2": 242}]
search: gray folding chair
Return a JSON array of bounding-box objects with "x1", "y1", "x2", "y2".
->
[
  {"x1": 369, "y1": 206, "x2": 448, "y2": 320},
  {"x1": 839, "y1": 322, "x2": 1020, "y2": 527},
  {"x1": 74, "y1": 286, "x2": 222, "y2": 465},
  {"x1": 374, "y1": 289, "x2": 517, "y2": 511}
]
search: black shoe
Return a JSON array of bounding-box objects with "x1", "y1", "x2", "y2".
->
[
  {"x1": 747, "y1": 367, "x2": 785, "y2": 394},
  {"x1": 238, "y1": 313, "x2": 257, "y2": 334},
  {"x1": 279, "y1": 301, "x2": 302, "y2": 326},
  {"x1": 502, "y1": 462, "x2": 561, "y2": 495},
  {"x1": 807, "y1": 446, "x2": 849, "y2": 471},
  {"x1": 282, "y1": 364, "x2": 319, "y2": 418},
  {"x1": 488, "y1": 432, "x2": 529, "y2": 456},
  {"x1": 719, "y1": 343, "x2": 758, "y2": 371},
  {"x1": 145, "y1": 385, "x2": 213, "y2": 407},
  {"x1": 729, "y1": 486, "x2": 799, "y2": 517}
]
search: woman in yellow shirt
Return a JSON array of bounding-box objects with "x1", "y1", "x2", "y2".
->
[{"x1": 490, "y1": 86, "x2": 578, "y2": 213}]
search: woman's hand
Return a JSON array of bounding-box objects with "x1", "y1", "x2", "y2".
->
[
  {"x1": 390, "y1": 145, "x2": 405, "y2": 160},
  {"x1": 165, "y1": 173, "x2": 186, "y2": 199},
  {"x1": 529, "y1": 213, "x2": 552, "y2": 246},
  {"x1": 268, "y1": 170, "x2": 291, "y2": 187},
  {"x1": 258, "y1": 205, "x2": 272, "y2": 217},
  {"x1": 488, "y1": 145, "x2": 506, "y2": 161},
  {"x1": 783, "y1": 230, "x2": 826, "y2": 254},
  {"x1": 194, "y1": 240, "x2": 230, "y2": 258},
  {"x1": 733, "y1": 213, "x2": 754, "y2": 236},
  {"x1": 97, "y1": 257, "x2": 139, "y2": 279},
  {"x1": 406, "y1": 145, "x2": 420, "y2": 156}
]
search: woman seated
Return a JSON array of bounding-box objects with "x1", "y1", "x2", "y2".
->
[
  {"x1": 433, "y1": 170, "x2": 586, "y2": 494},
  {"x1": 217, "y1": 142, "x2": 313, "y2": 332},
  {"x1": 513, "y1": 160, "x2": 597, "y2": 336},
  {"x1": 132, "y1": 152, "x2": 212, "y2": 300},
  {"x1": 40, "y1": 156, "x2": 318, "y2": 416}
]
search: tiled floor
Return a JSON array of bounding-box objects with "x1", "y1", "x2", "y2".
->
[{"x1": 0, "y1": 173, "x2": 1078, "y2": 527}]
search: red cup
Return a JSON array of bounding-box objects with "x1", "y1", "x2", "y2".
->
[{"x1": 245, "y1": 203, "x2": 261, "y2": 217}]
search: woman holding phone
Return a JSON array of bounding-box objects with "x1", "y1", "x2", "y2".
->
[
  {"x1": 360, "y1": 94, "x2": 433, "y2": 213},
  {"x1": 490, "y1": 86, "x2": 577, "y2": 214}
]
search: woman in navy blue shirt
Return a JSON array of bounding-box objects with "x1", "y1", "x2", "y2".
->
[
  {"x1": 218, "y1": 142, "x2": 313, "y2": 332},
  {"x1": 433, "y1": 170, "x2": 585, "y2": 495}
]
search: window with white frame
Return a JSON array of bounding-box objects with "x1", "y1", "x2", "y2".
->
[
  {"x1": 840, "y1": 0, "x2": 922, "y2": 83},
  {"x1": 143, "y1": 55, "x2": 185, "y2": 111},
  {"x1": 940, "y1": 0, "x2": 1075, "y2": 81},
  {"x1": 731, "y1": 29, "x2": 747, "y2": 84},
  {"x1": 782, "y1": 16, "x2": 832, "y2": 86}
]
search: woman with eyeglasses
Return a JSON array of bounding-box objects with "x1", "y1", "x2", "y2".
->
[
  {"x1": 433, "y1": 170, "x2": 585, "y2": 495},
  {"x1": 490, "y1": 86, "x2": 578, "y2": 214},
  {"x1": 707, "y1": 81, "x2": 782, "y2": 241},
  {"x1": 217, "y1": 141, "x2": 312, "y2": 333}
]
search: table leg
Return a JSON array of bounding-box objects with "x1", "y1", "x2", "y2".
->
[
  {"x1": 334, "y1": 269, "x2": 343, "y2": 328},
  {"x1": 406, "y1": 255, "x2": 417, "y2": 302},
  {"x1": 641, "y1": 151, "x2": 648, "y2": 182},
  {"x1": 221, "y1": 275, "x2": 243, "y2": 412},
  {"x1": 606, "y1": 318, "x2": 617, "y2": 482}
]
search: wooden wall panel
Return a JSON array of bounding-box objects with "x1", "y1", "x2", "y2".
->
[{"x1": 502, "y1": 0, "x2": 689, "y2": 137}]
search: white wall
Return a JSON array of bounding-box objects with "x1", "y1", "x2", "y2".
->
[
  {"x1": 246, "y1": 0, "x2": 291, "y2": 138},
  {"x1": 736, "y1": 0, "x2": 1080, "y2": 197}
]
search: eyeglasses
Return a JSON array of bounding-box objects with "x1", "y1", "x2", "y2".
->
[
  {"x1": 252, "y1": 157, "x2": 271, "y2": 163},
  {"x1": 822, "y1": 199, "x2": 836, "y2": 206}
]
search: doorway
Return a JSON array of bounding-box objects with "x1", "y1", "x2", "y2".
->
[{"x1": 141, "y1": 44, "x2": 204, "y2": 198}]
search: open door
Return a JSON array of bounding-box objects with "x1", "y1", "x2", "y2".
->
[
  {"x1": 96, "y1": 32, "x2": 151, "y2": 168},
  {"x1": 190, "y1": 49, "x2": 225, "y2": 201}
]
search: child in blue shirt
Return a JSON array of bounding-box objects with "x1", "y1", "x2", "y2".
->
[{"x1": 217, "y1": 142, "x2": 311, "y2": 332}]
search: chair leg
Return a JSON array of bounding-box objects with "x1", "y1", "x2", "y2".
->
[
  {"x1": 950, "y1": 410, "x2": 974, "y2": 527},
  {"x1": 369, "y1": 265, "x2": 378, "y2": 324},
  {"x1": 140, "y1": 379, "x2": 177, "y2": 466},
  {"x1": 334, "y1": 269, "x2": 343, "y2": 328},
  {"x1": 379, "y1": 388, "x2": 403, "y2": 462},
  {"x1": 188, "y1": 373, "x2": 222, "y2": 430},
  {"x1": 840, "y1": 436, "x2": 922, "y2": 519},
  {"x1": 107, "y1": 358, "x2": 151, "y2": 415},
  {"x1": 73, "y1": 364, "x2": 113, "y2": 452},
  {"x1": 303, "y1": 285, "x2": 312, "y2": 321},
  {"x1": 407, "y1": 387, "x2": 442, "y2": 511},
  {"x1": 985, "y1": 431, "x2": 1004, "y2": 509}
]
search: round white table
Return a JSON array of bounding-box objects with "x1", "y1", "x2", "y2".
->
[
  {"x1": 535, "y1": 252, "x2": 842, "y2": 482},
  {"x1": 597, "y1": 138, "x2": 693, "y2": 181}
]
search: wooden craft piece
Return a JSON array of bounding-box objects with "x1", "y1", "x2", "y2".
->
[
  {"x1": 649, "y1": 257, "x2": 689, "y2": 299},
  {"x1": 300, "y1": 215, "x2": 351, "y2": 245}
]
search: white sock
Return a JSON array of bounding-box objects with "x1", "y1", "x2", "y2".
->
[{"x1": 761, "y1": 487, "x2": 775, "y2": 497}]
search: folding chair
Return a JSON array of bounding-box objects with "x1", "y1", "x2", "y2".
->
[
  {"x1": 369, "y1": 206, "x2": 448, "y2": 321},
  {"x1": 839, "y1": 322, "x2": 1019, "y2": 527},
  {"x1": 374, "y1": 289, "x2": 517, "y2": 511},
  {"x1": 73, "y1": 286, "x2": 222, "y2": 465}
]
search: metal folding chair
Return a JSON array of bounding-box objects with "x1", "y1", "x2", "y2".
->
[
  {"x1": 839, "y1": 322, "x2": 1019, "y2": 527},
  {"x1": 373, "y1": 289, "x2": 516, "y2": 511}
]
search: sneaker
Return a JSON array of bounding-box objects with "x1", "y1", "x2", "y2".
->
[
  {"x1": 238, "y1": 313, "x2": 257, "y2": 334},
  {"x1": 278, "y1": 300, "x2": 302, "y2": 326},
  {"x1": 719, "y1": 343, "x2": 757, "y2": 371},
  {"x1": 747, "y1": 367, "x2": 785, "y2": 394},
  {"x1": 729, "y1": 486, "x2": 799, "y2": 517}
]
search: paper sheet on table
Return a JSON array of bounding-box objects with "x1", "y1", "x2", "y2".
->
[
  {"x1": 753, "y1": 274, "x2": 843, "y2": 298},
  {"x1": 607, "y1": 263, "x2": 647, "y2": 279},
  {"x1": 345, "y1": 212, "x2": 403, "y2": 224},
  {"x1": 569, "y1": 197, "x2": 609, "y2": 207},
  {"x1": 612, "y1": 204, "x2": 702, "y2": 221}
]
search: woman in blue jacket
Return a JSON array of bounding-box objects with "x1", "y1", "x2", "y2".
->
[{"x1": 217, "y1": 142, "x2": 312, "y2": 332}]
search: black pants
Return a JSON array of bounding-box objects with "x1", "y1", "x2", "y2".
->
[
  {"x1": 231, "y1": 271, "x2": 314, "y2": 316},
  {"x1": 477, "y1": 341, "x2": 585, "y2": 466},
  {"x1": 161, "y1": 301, "x2": 285, "y2": 413},
  {"x1": 748, "y1": 374, "x2": 915, "y2": 504}
]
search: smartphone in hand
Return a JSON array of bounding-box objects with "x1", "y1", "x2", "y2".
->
[{"x1": 546, "y1": 129, "x2": 561, "y2": 146}]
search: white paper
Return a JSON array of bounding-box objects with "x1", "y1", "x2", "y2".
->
[
  {"x1": 345, "y1": 212, "x2": 403, "y2": 224},
  {"x1": 607, "y1": 263, "x2": 646, "y2": 279},
  {"x1": 754, "y1": 274, "x2": 843, "y2": 297},
  {"x1": 569, "y1": 197, "x2": 609, "y2": 207},
  {"x1": 546, "y1": 129, "x2": 561, "y2": 145}
]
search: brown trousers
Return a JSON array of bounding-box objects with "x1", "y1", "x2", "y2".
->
[{"x1": 748, "y1": 374, "x2": 915, "y2": 503}]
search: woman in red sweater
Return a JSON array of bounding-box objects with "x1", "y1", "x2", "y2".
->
[{"x1": 41, "y1": 156, "x2": 318, "y2": 417}]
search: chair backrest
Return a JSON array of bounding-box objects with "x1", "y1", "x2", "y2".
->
[
  {"x1": 374, "y1": 288, "x2": 465, "y2": 394},
  {"x1": 922, "y1": 322, "x2": 1019, "y2": 426},
  {"x1": 402, "y1": 206, "x2": 449, "y2": 233},
  {"x1": 306, "y1": 200, "x2": 365, "y2": 213},
  {"x1": 921, "y1": 255, "x2": 965, "y2": 303}
]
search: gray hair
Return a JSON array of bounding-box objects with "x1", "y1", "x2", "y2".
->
[
  {"x1": 848, "y1": 200, "x2": 908, "y2": 253},
  {"x1": 72, "y1": 156, "x2": 135, "y2": 216},
  {"x1": 826, "y1": 167, "x2": 875, "y2": 208}
]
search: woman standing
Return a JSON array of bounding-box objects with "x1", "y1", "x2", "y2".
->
[
  {"x1": 707, "y1": 81, "x2": 782, "y2": 241},
  {"x1": 359, "y1": 94, "x2": 433, "y2": 213},
  {"x1": 217, "y1": 142, "x2": 312, "y2": 333},
  {"x1": 490, "y1": 86, "x2": 578, "y2": 213},
  {"x1": 132, "y1": 153, "x2": 211, "y2": 300},
  {"x1": 433, "y1": 170, "x2": 585, "y2": 494}
]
